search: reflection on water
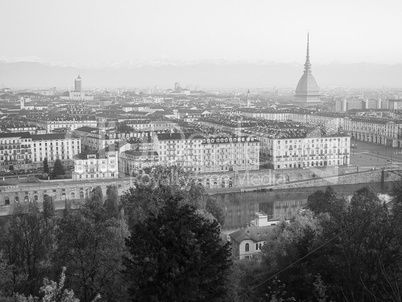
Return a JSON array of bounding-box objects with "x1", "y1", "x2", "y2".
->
[{"x1": 217, "y1": 182, "x2": 394, "y2": 233}]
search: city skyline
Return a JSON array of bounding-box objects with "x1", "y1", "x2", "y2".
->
[{"x1": 1, "y1": 0, "x2": 402, "y2": 67}]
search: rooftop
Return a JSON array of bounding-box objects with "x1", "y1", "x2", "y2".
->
[
  {"x1": 74, "y1": 126, "x2": 99, "y2": 133},
  {"x1": 122, "y1": 150, "x2": 158, "y2": 157},
  {"x1": 31, "y1": 134, "x2": 67, "y2": 140},
  {"x1": 156, "y1": 132, "x2": 259, "y2": 144},
  {"x1": 347, "y1": 116, "x2": 402, "y2": 124},
  {"x1": 0, "y1": 132, "x2": 31, "y2": 139},
  {"x1": 229, "y1": 225, "x2": 276, "y2": 244}
]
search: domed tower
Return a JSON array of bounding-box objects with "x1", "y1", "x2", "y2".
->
[{"x1": 294, "y1": 34, "x2": 320, "y2": 106}]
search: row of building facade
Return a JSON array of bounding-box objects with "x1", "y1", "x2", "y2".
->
[
  {"x1": 0, "y1": 121, "x2": 354, "y2": 181},
  {"x1": 0, "y1": 132, "x2": 81, "y2": 172},
  {"x1": 239, "y1": 109, "x2": 402, "y2": 147}
]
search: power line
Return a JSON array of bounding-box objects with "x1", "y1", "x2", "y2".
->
[
  {"x1": 237, "y1": 229, "x2": 343, "y2": 299},
  {"x1": 237, "y1": 184, "x2": 401, "y2": 299}
]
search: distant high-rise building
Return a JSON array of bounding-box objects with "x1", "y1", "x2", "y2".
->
[
  {"x1": 335, "y1": 99, "x2": 346, "y2": 112},
  {"x1": 174, "y1": 82, "x2": 181, "y2": 91},
  {"x1": 75, "y1": 75, "x2": 82, "y2": 92},
  {"x1": 246, "y1": 90, "x2": 251, "y2": 107},
  {"x1": 62, "y1": 75, "x2": 93, "y2": 102},
  {"x1": 294, "y1": 34, "x2": 321, "y2": 106}
]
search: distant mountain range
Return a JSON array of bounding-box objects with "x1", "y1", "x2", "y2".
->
[{"x1": 0, "y1": 61, "x2": 401, "y2": 89}]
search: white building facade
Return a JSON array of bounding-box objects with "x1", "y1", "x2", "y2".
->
[
  {"x1": 267, "y1": 135, "x2": 350, "y2": 169},
  {"x1": 344, "y1": 117, "x2": 402, "y2": 147},
  {"x1": 30, "y1": 134, "x2": 81, "y2": 168},
  {"x1": 72, "y1": 150, "x2": 118, "y2": 180},
  {"x1": 28, "y1": 118, "x2": 97, "y2": 133},
  {"x1": 154, "y1": 133, "x2": 260, "y2": 173}
]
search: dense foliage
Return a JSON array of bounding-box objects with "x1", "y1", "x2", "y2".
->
[
  {"x1": 124, "y1": 198, "x2": 232, "y2": 301},
  {"x1": 0, "y1": 166, "x2": 229, "y2": 301},
  {"x1": 43, "y1": 158, "x2": 49, "y2": 175},
  {"x1": 52, "y1": 159, "x2": 65, "y2": 178},
  {"x1": 235, "y1": 185, "x2": 402, "y2": 302},
  {"x1": 3, "y1": 161, "x2": 402, "y2": 301}
]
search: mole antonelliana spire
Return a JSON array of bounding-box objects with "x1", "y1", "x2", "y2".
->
[
  {"x1": 294, "y1": 33, "x2": 321, "y2": 106},
  {"x1": 305, "y1": 33, "x2": 311, "y2": 72}
]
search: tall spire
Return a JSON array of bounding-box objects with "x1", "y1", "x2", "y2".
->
[{"x1": 304, "y1": 32, "x2": 311, "y2": 73}]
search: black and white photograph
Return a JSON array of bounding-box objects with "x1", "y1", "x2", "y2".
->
[{"x1": 1, "y1": 0, "x2": 402, "y2": 301}]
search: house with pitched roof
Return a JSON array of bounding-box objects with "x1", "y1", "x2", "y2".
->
[{"x1": 229, "y1": 212, "x2": 277, "y2": 259}]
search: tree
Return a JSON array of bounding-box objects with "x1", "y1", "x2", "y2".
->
[
  {"x1": 0, "y1": 251, "x2": 13, "y2": 297},
  {"x1": 89, "y1": 187, "x2": 103, "y2": 203},
  {"x1": 0, "y1": 203, "x2": 56, "y2": 297},
  {"x1": 232, "y1": 257, "x2": 269, "y2": 302},
  {"x1": 306, "y1": 187, "x2": 402, "y2": 301},
  {"x1": 63, "y1": 199, "x2": 72, "y2": 218},
  {"x1": 306, "y1": 186, "x2": 346, "y2": 216},
  {"x1": 104, "y1": 185, "x2": 120, "y2": 219},
  {"x1": 264, "y1": 277, "x2": 295, "y2": 302},
  {"x1": 55, "y1": 199, "x2": 128, "y2": 302},
  {"x1": 206, "y1": 196, "x2": 225, "y2": 225},
  {"x1": 43, "y1": 195, "x2": 55, "y2": 222},
  {"x1": 258, "y1": 214, "x2": 321, "y2": 301},
  {"x1": 121, "y1": 165, "x2": 209, "y2": 229},
  {"x1": 15, "y1": 267, "x2": 82, "y2": 302},
  {"x1": 232, "y1": 186, "x2": 402, "y2": 301},
  {"x1": 14, "y1": 267, "x2": 103, "y2": 302},
  {"x1": 43, "y1": 158, "x2": 49, "y2": 174},
  {"x1": 82, "y1": 187, "x2": 107, "y2": 223},
  {"x1": 123, "y1": 198, "x2": 232, "y2": 302},
  {"x1": 52, "y1": 159, "x2": 65, "y2": 178}
]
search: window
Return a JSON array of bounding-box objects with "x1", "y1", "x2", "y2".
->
[
  {"x1": 245, "y1": 243, "x2": 249, "y2": 252},
  {"x1": 256, "y1": 243, "x2": 259, "y2": 250}
]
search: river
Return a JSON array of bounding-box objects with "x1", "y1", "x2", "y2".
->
[{"x1": 217, "y1": 181, "x2": 394, "y2": 234}]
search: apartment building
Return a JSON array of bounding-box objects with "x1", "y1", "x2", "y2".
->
[
  {"x1": 74, "y1": 127, "x2": 117, "y2": 151},
  {"x1": 265, "y1": 133, "x2": 350, "y2": 169},
  {"x1": 122, "y1": 104, "x2": 151, "y2": 112},
  {"x1": 344, "y1": 117, "x2": 402, "y2": 147},
  {"x1": 287, "y1": 112, "x2": 308, "y2": 123},
  {"x1": 0, "y1": 132, "x2": 32, "y2": 172},
  {"x1": 197, "y1": 117, "x2": 257, "y2": 136},
  {"x1": 28, "y1": 117, "x2": 97, "y2": 133},
  {"x1": 307, "y1": 113, "x2": 345, "y2": 134},
  {"x1": 154, "y1": 133, "x2": 260, "y2": 173},
  {"x1": 174, "y1": 109, "x2": 203, "y2": 121},
  {"x1": 72, "y1": 148, "x2": 118, "y2": 180},
  {"x1": 240, "y1": 110, "x2": 346, "y2": 135},
  {"x1": 240, "y1": 109, "x2": 290, "y2": 121},
  {"x1": 0, "y1": 123, "x2": 46, "y2": 135},
  {"x1": 30, "y1": 134, "x2": 81, "y2": 169},
  {"x1": 119, "y1": 150, "x2": 159, "y2": 174},
  {"x1": 74, "y1": 127, "x2": 154, "y2": 151},
  {"x1": 126, "y1": 119, "x2": 178, "y2": 132}
]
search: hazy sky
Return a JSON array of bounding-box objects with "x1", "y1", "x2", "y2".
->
[{"x1": 1, "y1": 0, "x2": 402, "y2": 66}]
